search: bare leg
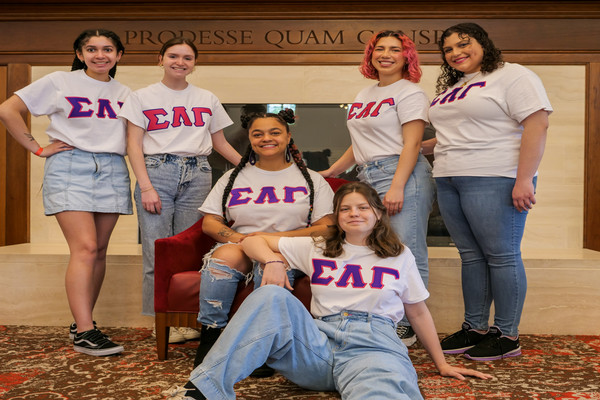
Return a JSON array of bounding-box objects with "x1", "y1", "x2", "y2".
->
[{"x1": 56, "y1": 211, "x2": 119, "y2": 333}]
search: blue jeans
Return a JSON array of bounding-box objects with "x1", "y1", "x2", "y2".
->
[
  {"x1": 190, "y1": 286, "x2": 422, "y2": 400},
  {"x1": 435, "y1": 176, "x2": 534, "y2": 337},
  {"x1": 358, "y1": 154, "x2": 435, "y2": 292},
  {"x1": 198, "y1": 255, "x2": 303, "y2": 328},
  {"x1": 135, "y1": 154, "x2": 211, "y2": 316}
]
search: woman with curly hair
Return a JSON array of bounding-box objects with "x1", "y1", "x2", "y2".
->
[
  {"x1": 429, "y1": 22, "x2": 552, "y2": 360},
  {"x1": 321, "y1": 30, "x2": 435, "y2": 346},
  {"x1": 192, "y1": 108, "x2": 335, "y2": 370},
  {"x1": 169, "y1": 181, "x2": 491, "y2": 400}
]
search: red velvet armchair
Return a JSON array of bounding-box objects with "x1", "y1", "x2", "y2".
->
[{"x1": 154, "y1": 177, "x2": 348, "y2": 360}]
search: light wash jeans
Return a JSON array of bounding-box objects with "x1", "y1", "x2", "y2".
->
[
  {"x1": 135, "y1": 154, "x2": 211, "y2": 316},
  {"x1": 190, "y1": 285, "x2": 423, "y2": 400},
  {"x1": 198, "y1": 255, "x2": 303, "y2": 328},
  {"x1": 435, "y1": 176, "x2": 535, "y2": 337},
  {"x1": 358, "y1": 154, "x2": 435, "y2": 326}
]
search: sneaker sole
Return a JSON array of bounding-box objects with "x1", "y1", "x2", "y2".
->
[
  {"x1": 463, "y1": 347, "x2": 522, "y2": 361},
  {"x1": 442, "y1": 345, "x2": 475, "y2": 354},
  {"x1": 73, "y1": 344, "x2": 124, "y2": 356}
]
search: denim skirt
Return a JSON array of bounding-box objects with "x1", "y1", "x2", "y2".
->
[{"x1": 42, "y1": 148, "x2": 133, "y2": 215}]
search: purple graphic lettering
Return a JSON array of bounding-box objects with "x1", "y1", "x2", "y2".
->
[
  {"x1": 191, "y1": 107, "x2": 212, "y2": 127},
  {"x1": 143, "y1": 109, "x2": 170, "y2": 131},
  {"x1": 118, "y1": 101, "x2": 124, "y2": 108},
  {"x1": 96, "y1": 99, "x2": 118, "y2": 119},
  {"x1": 370, "y1": 266, "x2": 400, "y2": 289},
  {"x1": 311, "y1": 259, "x2": 337, "y2": 286},
  {"x1": 458, "y1": 81, "x2": 486, "y2": 99},
  {"x1": 254, "y1": 187, "x2": 280, "y2": 204},
  {"x1": 283, "y1": 186, "x2": 308, "y2": 203},
  {"x1": 370, "y1": 98, "x2": 395, "y2": 117},
  {"x1": 430, "y1": 89, "x2": 447, "y2": 107},
  {"x1": 356, "y1": 101, "x2": 376, "y2": 118},
  {"x1": 347, "y1": 103, "x2": 362, "y2": 120},
  {"x1": 66, "y1": 97, "x2": 93, "y2": 118},
  {"x1": 439, "y1": 87, "x2": 462, "y2": 104},
  {"x1": 172, "y1": 106, "x2": 193, "y2": 127},
  {"x1": 335, "y1": 264, "x2": 367, "y2": 288},
  {"x1": 228, "y1": 188, "x2": 253, "y2": 207}
]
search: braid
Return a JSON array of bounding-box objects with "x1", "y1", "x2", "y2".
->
[
  {"x1": 289, "y1": 138, "x2": 315, "y2": 227},
  {"x1": 221, "y1": 144, "x2": 252, "y2": 224}
]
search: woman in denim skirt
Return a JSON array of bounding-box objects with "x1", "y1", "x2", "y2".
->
[
  {"x1": 119, "y1": 37, "x2": 241, "y2": 343},
  {"x1": 0, "y1": 29, "x2": 132, "y2": 356},
  {"x1": 321, "y1": 30, "x2": 436, "y2": 346}
]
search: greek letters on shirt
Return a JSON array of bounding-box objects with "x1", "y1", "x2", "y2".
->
[
  {"x1": 228, "y1": 186, "x2": 309, "y2": 207},
  {"x1": 66, "y1": 97, "x2": 124, "y2": 119},
  {"x1": 142, "y1": 107, "x2": 213, "y2": 131},
  {"x1": 430, "y1": 81, "x2": 486, "y2": 107},
  {"x1": 347, "y1": 98, "x2": 395, "y2": 120},
  {"x1": 311, "y1": 258, "x2": 400, "y2": 289}
]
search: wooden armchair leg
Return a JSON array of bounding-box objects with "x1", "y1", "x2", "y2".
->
[{"x1": 155, "y1": 313, "x2": 169, "y2": 361}]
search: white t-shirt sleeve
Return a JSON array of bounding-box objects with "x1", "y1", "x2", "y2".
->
[
  {"x1": 15, "y1": 73, "x2": 60, "y2": 117},
  {"x1": 397, "y1": 89, "x2": 430, "y2": 125},
  {"x1": 505, "y1": 69, "x2": 553, "y2": 123},
  {"x1": 198, "y1": 170, "x2": 231, "y2": 215},
  {"x1": 118, "y1": 91, "x2": 146, "y2": 128},
  {"x1": 310, "y1": 172, "x2": 335, "y2": 222},
  {"x1": 207, "y1": 99, "x2": 233, "y2": 134},
  {"x1": 278, "y1": 236, "x2": 315, "y2": 275},
  {"x1": 397, "y1": 248, "x2": 429, "y2": 304}
]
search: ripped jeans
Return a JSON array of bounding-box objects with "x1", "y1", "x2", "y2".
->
[{"x1": 198, "y1": 243, "x2": 304, "y2": 328}]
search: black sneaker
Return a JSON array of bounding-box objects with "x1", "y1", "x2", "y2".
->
[
  {"x1": 463, "y1": 326, "x2": 521, "y2": 361},
  {"x1": 396, "y1": 325, "x2": 417, "y2": 346},
  {"x1": 69, "y1": 321, "x2": 97, "y2": 340},
  {"x1": 440, "y1": 322, "x2": 487, "y2": 354},
  {"x1": 73, "y1": 328, "x2": 124, "y2": 356}
]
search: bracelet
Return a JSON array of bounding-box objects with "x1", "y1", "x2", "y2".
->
[
  {"x1": 264, "y1": 260, "x2": 285, "y2": 265},
  {"x1": 34, "y1": 147, "x2": 43, "y2": 156},
  {"x1": 140, "y1": 187, "x2": 154, "y2": 193}
]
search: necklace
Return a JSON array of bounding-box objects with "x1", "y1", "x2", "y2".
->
[{"x1": 460, "y1": 72, "x2": 481, "y2": 87}]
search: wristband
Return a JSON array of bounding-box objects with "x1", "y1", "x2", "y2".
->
[
  {"x1": 264, "y1": 260, "x2": 285, "y2": 265},
  {"x1": 140, "y1": 187, "x2": 154, "y2": 193},
  {"x1": 263, "y1": 260, "x2": 291, "y2": 271},
  {"x1": 34, "y1": 147, "x2": 43, "y2": 156}
]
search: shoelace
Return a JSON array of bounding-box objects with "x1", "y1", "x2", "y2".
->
[{"x1": 162, "y1": 385, "x2": 189, "y2": 399}]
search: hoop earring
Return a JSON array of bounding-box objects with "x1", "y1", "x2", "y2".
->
[
  {"x1": 285, "y1": 145, "x2": 292, "y2": 163},
  {"x1": 249, "y1": 150, "x2": 256, "y2": 165}
]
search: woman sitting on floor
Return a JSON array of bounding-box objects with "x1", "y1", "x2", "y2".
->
[{"x1": 173, "y1": 181, "x2": 491, "y2": 400}]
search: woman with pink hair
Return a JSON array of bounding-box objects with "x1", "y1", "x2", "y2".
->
[{"x1": 321, "y1": 30, "x2": 435, "y2": 346}]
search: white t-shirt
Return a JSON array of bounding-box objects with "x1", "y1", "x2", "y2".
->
[
  {"x1": 199, "y1": 164, "x2": 334, "y2": 234},
  {"x1": 347, "y1": 79, "x2": 429, "y2": 165},
  {"x1": 429, "y1": 62, "x2": 553, "y2": 178},
  {"x1": 278, "y1": 236, "x2": 429, "y2": 323},
  {"x1": 119, "y1": 82, "x2": 233, "y2": 156},
  {"x1": 15, "y1": 70, "x2": 131, "y2": 155}
]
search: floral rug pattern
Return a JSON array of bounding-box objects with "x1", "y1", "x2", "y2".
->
[{"x1": 1, "y1": 326, "x2": 599, "y2": 399}]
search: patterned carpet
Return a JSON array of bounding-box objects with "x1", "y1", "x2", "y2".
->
[{"x1": 1, "y1": 325, "x2": 599, "y2": 399}]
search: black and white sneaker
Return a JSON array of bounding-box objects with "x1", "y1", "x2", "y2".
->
[
  {"x1": 69, "y1": 321, "x2": 97, "y2": 340},
  {"x1": 397, "y1": 325, "x2": 417, "y2": 346},
  {"x1": 73, "y1": 328, "x2": 124, "y2": 356}
]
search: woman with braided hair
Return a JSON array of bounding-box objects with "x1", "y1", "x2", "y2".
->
[{"x1": 194, "y1": 108, "x2": 335, "y2": 370}]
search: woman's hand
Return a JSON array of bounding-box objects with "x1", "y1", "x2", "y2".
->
[
  {"x1": 438, "y1": 363, "x2": 493, "y2": 381},
  {"x1": 382, "y1": 185, "x2": 405, "y2": 216},
  {"x1": 37, "y1": 140, "x2": 75, "y2": 157},
  {"x1": 261, "y1": 257, "x2": 293, "y2": 290},
  {"x1": 512, "y1": 179, "x2": 536, "y2": 212},
  {"x1": 141, "y1": 188, "x2": 162, "y2": 214}
]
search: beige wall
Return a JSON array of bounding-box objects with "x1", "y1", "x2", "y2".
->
[{"x1": 29, "y1": 64, "x2": 585, "y2": 250}]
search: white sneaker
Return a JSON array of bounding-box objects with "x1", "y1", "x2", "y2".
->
[
  {"x1": 152, "y1": 324, "x2": 186, "y2": 344},
  {"x1": 178, "y1": 327, "x2": 201, "y2": 341},
  {"x1": 162, "y1": 385, "x2": 194, "y2": 400}
]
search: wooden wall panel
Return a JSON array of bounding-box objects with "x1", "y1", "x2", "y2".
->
[
  {"x1": 4, "y1": 65, "x2": 31, "y2": 245},
  {"x1": 585, "y1": 63, "x2": 600, "y2": 250},
  {"x1": 0, "y1": 67, "x2": 6, "y2": 246}
]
